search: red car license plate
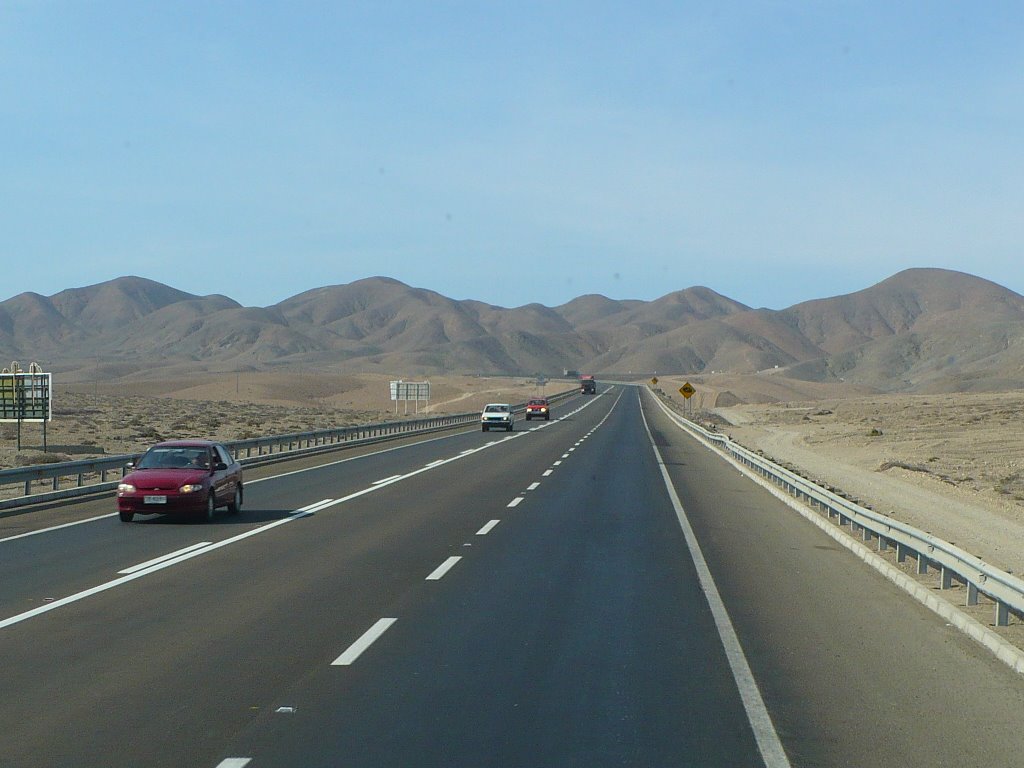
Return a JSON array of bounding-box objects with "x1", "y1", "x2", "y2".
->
[{"x1": 144, "y1": 495, "x2": 167, "y2": 504}]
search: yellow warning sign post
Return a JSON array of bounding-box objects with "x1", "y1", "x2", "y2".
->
[{"x1": 679, "y1": 382, "x2": 696, "y2": 415}]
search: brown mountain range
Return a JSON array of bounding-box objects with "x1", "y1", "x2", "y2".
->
[{"x1": 2, "y1": 268, "x2": 1023, "y2": 393}]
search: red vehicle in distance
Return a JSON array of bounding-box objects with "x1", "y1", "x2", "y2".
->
[
  {"x1": 525, "y1": 398, "x2": 551, "y2": 420},
  {"x1": 117, "y1": 440, "x2": 243, "y2": 523}
]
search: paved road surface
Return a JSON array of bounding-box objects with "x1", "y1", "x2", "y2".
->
[{"x1": 0, "y1": 386, "x2": 1022, "y2": 767}]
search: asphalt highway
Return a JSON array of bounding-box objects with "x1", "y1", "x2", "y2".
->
[{"x1": 1, "y1": 386, "x2": 1024, "y2": 767}]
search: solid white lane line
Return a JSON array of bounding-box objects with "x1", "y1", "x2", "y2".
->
[
  {"x1": 0, "y1": 512, "x2": 120, "y2": 543},
  {"x1": 507, "y1": 497, "x2": 524, "y2": 508},
  {"x1": 425, "y1": 556, "x2": 462, "y2": 581},
  {"x1": 638, "y1": 394, "x2": 791, "y2": 768},
  {"x1": 476, "y1": 520, "x2": 500, "y2": 535},
  {"x1": 527, "y1": 482, "x2": 540, "y2": 491},
  {"x1": 215, "y1": 760, "x2": 252, "y2": 768},
  {"x1": 332, "y1": 618, "x2": 397, "y2": 666},
  {"x1": 0, "y1": 500, "x2": 333, "y2": 631},
  {"x1": 372, "y1": 474, "x2": 403, "y2": 485},
  {"x1": 459, "y1": 449, "x2": 476, "y2": 455},
  {"x1": 118, "y1": 542, "x2": 213, "y2": 574},
  {"x1": 542, "y1": 470, "x2": 553, "y2": 476},
  {"x1": 426, "y1": 460, "x2": 445, "y2": 467}
]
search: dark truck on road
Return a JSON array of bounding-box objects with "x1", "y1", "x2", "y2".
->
[{"x1": 580, "y1": 375, "x2": 597, "y2": 394}]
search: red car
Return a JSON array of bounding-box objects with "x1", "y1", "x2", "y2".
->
[
  {"x1": 525, "y1": 398, "x2": 551, "y2": 421},
  {"x1": 117, "y1": 440, "x2": 243, "y2": 522}
]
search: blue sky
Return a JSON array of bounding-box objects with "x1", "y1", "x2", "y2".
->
[{"x1": 2, "y1": 2, "x2": 1021, "y2": 310}]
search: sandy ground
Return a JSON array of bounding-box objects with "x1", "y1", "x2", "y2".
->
[
  {"x1": 0, "y1": 372, "x2": 563, "y2": 470},
  {"x1": 654, "y1": 373, "x2": 1024, "y2": 579}
]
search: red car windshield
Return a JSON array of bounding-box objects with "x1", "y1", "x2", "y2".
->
[{"x1": 136, "y1": 447, "x2": 210, "y2": 470}]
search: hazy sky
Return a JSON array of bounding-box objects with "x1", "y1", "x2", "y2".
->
[{"x1": 2, "y1": 2, "x2": 1021, "y2": 310}]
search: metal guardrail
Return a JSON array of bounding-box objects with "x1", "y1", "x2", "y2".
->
[
  {"x1": 0, "y1": 388, "x2": 578, "y2": 511},
  {"x1": 645, "y1": 387, "x2": 1024, "y2": 628}
]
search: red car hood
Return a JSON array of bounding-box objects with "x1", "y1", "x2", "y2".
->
[{"x1": 123, "y1": 468, "x2": 208, "y2": 491}]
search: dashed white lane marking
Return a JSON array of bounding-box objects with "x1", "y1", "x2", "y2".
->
[
  {"x1": 507, "y1": 497, "x2": 524, "y2": 508},
  {"x1": 332, "y1": 618, "x2": 398, "y2": 666},
  {"x1": 425, "y1": 556, "x2": 462, "y2": 581},
  {"x1": 372, "y1": 474, "x2": 403, "y2": 485},
  {"x1": 553, "y1": 461, "x2": 562, "y2": 466},
  {"x1": 119, "y1": 542, "x2": 213, "y2": 574},
  {"x1": 561, "y1": 453, "x2": 570, "y2": 458},
  {"x1": 292, "y1": 498, "x2": 337, "y2": 516},
  {"x1": 568, "y1": 447, "x2": 576, "y2": 452},
  {"x1": 527, "y1": 482, "x2": 540, "y2": 491},
  {"x1": 476, "y1": 520, "x2": 500, "y2": 535},
  {"x1": 542, "y1": 470, "x2": 553, "y2": 476},
  {"x1": 215, "y1": 760, "x2": 252, "y2": 768}
]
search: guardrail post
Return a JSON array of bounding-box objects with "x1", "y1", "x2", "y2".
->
[
  {"x1": 877, "y1": 536, "x2": 888, "y2": 552},
  {"x1": 996, "y1": 601, "x2": 1009, "y2": 627},
  {"x1": 940, "y1": 567, "x2": 953, "y2": 590},
  {"x1": 896, "y1": 542, "x2": 908, "y2": 563},
  {"x1": 967, "y1": 583, "x2": 979, "y2": 606},
  {"x1": 916, "y1": 552, "x2": 929, "y2": 575},
  {"x1": 77, "y1": 472, "x2": 84, "y2": 487}
]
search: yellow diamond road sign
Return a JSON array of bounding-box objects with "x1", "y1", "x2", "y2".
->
[
  {"x1": 651, "y1": 376, "x2": 658, "y2": 385},
  {"x1": 680, "y1": 382, "x2": 695, "y2": 399}
]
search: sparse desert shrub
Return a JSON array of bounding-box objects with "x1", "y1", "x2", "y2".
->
[{"x1": 15, "y1": 452, "x2": 73, "y2": 466}]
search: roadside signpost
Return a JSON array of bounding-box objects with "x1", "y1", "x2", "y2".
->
[
  {"x1": 679, "y1": 381, "x2": 696, "y2": 415},
  {"x1": 389, "y1": 380, "x2": 430, "y2": 415},
  {"x1": 1, "y1": 362, "x2": 52, "y2": 451}
]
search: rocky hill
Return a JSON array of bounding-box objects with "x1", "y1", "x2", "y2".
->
[{"x1": 3, "y1": 269, "x2": 1024, "y2": 393}]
